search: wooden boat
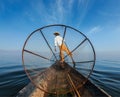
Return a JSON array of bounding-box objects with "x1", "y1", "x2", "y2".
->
[
  {"x1": 16, "y1": 61, "x2": 111, "y2": 97},
  {"x1": 19, "y1": 24, "x2": 112, "y2": 97}
]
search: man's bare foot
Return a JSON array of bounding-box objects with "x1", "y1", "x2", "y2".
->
[
  {"x1": 59, "y1": 60, "x2": 65, "y2": 68},
  {"x1": 61, "y1": 63, "x2": 65, "y2": 68},
  {"x1": 60, "y1": 59, "x2": 64, "y2": 63}
]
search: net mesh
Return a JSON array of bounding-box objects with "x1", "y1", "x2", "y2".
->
[{"x1": 22, "y1": 25, "x2": 95, "y2": 95}]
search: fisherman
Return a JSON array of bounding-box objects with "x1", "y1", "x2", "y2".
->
[{"x1": 54, "y1": 32, "x2": 72, "y2": 62}]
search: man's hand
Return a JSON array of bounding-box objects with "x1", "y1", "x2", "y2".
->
[{"x1": 54, "y1": 47, "x2": 56, "y2": 52}]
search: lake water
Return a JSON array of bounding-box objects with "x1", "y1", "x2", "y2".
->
[{"x1": 0, "y1": 52, "x2": 120, "y2": 97}]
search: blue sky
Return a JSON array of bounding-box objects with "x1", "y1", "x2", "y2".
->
[{"x1": 0, "y1": 0, "x2": 120, "y2": 54}]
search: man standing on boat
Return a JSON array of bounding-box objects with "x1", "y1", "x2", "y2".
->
[{"x1": 54, "y1": 32, "x2": 72, "y2": 62}]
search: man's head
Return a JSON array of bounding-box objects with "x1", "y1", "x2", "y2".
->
[{"x1": 54, "y1": 32, "x2": 60, "y2": 36}]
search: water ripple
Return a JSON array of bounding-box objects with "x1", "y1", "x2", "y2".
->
[{"x1": 0, "y1": 59, "x2": 120, "y2": 97}]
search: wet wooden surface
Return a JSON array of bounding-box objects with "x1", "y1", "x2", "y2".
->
[{"x1": 16, "y1": 61, "x2": 111, "y2": 97}]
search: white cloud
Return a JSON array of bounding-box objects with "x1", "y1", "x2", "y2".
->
[
  {"x1": 68, "y1": 0, "x2": 74, "y2": 8},
  {"x1": 53, "y1": 0, "x2": 74, "y2": 23},
  {"x1": 29, "y1": 0, "x2": 76, "y2": 24},
  {"x1": 88, "y1": 26, "x2": 102, "y2": 34},
  {"x1": 25, "y1": 0, "x2": 93, "y2": 26},
  {"x1": 76, "y1": 0, "x2": 94, "y2": 28}
]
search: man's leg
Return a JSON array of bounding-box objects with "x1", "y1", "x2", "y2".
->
[
  {"x1": 62, "y1": 44, "x2": 72, "y2": 57},
  {"x1": 59, "y1": 46, "x2": 64, "y2": 62}
]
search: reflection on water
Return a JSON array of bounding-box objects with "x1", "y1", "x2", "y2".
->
[{"x1": 0, "y1": 57, "x2": 120, "y2": 97}]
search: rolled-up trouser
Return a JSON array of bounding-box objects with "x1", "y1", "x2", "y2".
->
[{"x1": 59, "y1": 44, "x2": 72, "y2": 61}]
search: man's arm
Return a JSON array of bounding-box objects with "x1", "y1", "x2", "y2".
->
[
  {"x1": 54, "y1": 38, "x2": 57, "y2": 52},
  {"x1": 54, "y1": 46, "x2": 56, "y2": 52}
]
